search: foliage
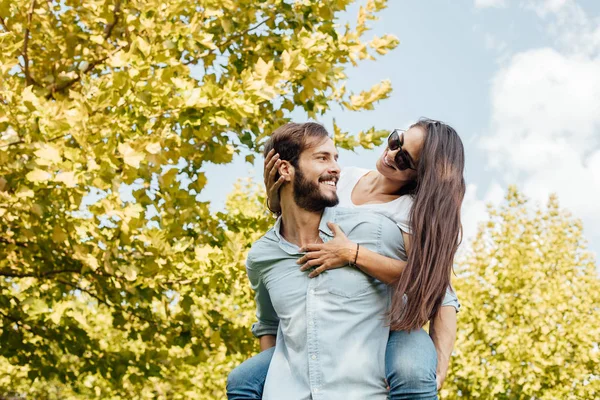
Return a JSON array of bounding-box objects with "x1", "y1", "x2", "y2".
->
[
  {"x1": 442, "y1": 187, "x2": 600, "y2": 399},
  {"x1": 0, "y1": 0, "x2": 398, "y2": 398},
  {"x1": 1, "y1": 180, "x2": 271, "y2": 399}
]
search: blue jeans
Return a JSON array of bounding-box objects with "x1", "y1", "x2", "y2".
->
[{"x1": 227, "y1": 329, "x2": 437, "y2": 400}]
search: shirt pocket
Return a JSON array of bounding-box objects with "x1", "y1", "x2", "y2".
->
[{"x1": 326, "y1": 267, "x2": 373, "y2": 298}]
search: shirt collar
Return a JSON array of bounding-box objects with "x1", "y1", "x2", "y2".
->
[
  {"x1": 272, "y1": 216, "x2": 283, "y2": 241},
  {"x1": 272, "y1": 207, "x2": 336, "y2": 241},
  {"x1": 318, "y1": 207, "x2": 335, "y2": 237}
]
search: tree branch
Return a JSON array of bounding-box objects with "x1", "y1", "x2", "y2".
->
[
  {"x1": 57, "y1": 278, "x2": 157, "y2": 327},
  {"x1": 0, "y1": 15, "x2": 10, "y2": 32},
  {"x1": 220, "y1": 17, "x2": 271, "y2": 49},
  {"x1": 0, "y1": 269, "x2": 82, "y2": 278},
  {"x1": 0, "y1": 309, "x2": 42, "y2": 337},
  {"x1": 22, "y1": 0, "x2": 40, "y2": 87},
  {"x1": 44, "y1": 1, "x2": 122, "y2": 98},
  {"x1": 0, "y1": 236, "x2": 133, "y2": 286},
  {"x1": 0, "y1": 309, "x2": 25, "y2": 329},
  {"x1": 103, "y1": 0, "x2": 122, "y2": 40},
  {"x1": 0, "y1": 132, "x2": 72, "y2": 149},
  {"x1": 46, "y1": 46, "x2": 122, "y2": 98},
  {"x1": 0, "y1": 236, "x2": 27, "y2": 248},
  {"x1": 183, "y1": 17, "x2": 272, "y2": 66},
  {"x1": 0, "y1": 139, "x2": 23, "y2": 149},
  {"x1": 0, "y1": 238, "x2": 83, "y2": 278},
  {"x1": 57, "y1": 278, "x2": 112, "y2": 307}
]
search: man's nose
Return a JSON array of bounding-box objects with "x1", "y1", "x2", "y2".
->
[{"x1": 329, "y1": 160, "x2": 341, "y2": 175}]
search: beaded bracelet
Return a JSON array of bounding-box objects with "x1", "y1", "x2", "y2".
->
[{"x1": 352, "y1": 243, "x2": 360, "y2": 267}]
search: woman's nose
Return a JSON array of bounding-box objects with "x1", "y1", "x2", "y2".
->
[{"x1": 386, "y1": 147, "x2": 400, "y2": 158}]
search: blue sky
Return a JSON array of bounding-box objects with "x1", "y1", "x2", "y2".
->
[{"x1": 199, "y1": 0, "x2": 600, "y2": 258}]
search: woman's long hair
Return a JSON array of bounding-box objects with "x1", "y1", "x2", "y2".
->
[{"x1": 389, "y1": 119, "x2": 466, "y2": 331}]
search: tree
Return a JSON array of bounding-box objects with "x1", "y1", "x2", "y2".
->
[
  {"x1": 0, "y1": 180, "x2": 271, "y2": 399},
  {"x1": 0, "y1": 0, "x2": 398, "y2": 398},
  {"x1": 443, "y1": 187, "x2": 600, "y2": 399}
]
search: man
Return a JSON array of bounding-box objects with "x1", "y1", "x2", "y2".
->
[{"x1": 235, "y1": 122, "x2": 406, "y2": 399}]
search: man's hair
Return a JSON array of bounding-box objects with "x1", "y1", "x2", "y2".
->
[{"x1": 263, "y1": 122, "x2": 330, "y2": 168}]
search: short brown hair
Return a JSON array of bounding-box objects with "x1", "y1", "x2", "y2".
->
[{"x1": 263, "y1": 122, "x2": 330, "y2": 168}]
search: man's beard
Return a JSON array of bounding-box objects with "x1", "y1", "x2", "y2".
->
[{"x1": 293, "y1": 167, "x2": 339, "y2": 212}]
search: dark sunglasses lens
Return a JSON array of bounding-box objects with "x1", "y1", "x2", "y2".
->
[
  {"x1": 388, "y1": 131, "x2": 400, "y2": 150},
  {"x1": 394, "y1": 152, "x2": 410, "y2": 170}
]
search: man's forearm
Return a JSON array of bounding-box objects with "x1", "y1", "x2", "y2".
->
[
  {"x1": 259, "y1": 334, "x2": 276, "y2": 351},
  {"x1": 429, "y1": 306, "x2": 457, "y2": 389}
]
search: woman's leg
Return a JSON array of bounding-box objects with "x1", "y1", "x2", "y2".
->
[
  {"x1": 386, "y1": 329, "x2": 438, "y2": 400},
  {"x1": 226, "y1": 347, "x2": 274, "y2": 400}
]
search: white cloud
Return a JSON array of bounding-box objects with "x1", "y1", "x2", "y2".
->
[
  {"x1": 483, "y1": 48, "x2": 600, "y2": 161},
  {"x1": 483, "y1": 33, "x2": 512, "y2": 64},
  {"x1": 475, "y1": 0, "x2": 570, "y2": 11},
  {"x1": 475, "y1": 0, "x2": 507, "y2": 8},
  {"x1": 484, "y1": 33, "x2": 508, "y2": 52},
  {"x1": 523, "y1": 0, "x2": 572, "y2": 17},
  {"x1": 461, "y1": 184, "x2": 487, "y2": 244},
  {"x1": 460, "y1": 182, "x2": 505, "y2": 252},
  {"x1": 479, "y1": 3, "x2": 600, "y2": 255},
  {"x1": 516, "y1": 1, "x2": 600, "y2": 56}
]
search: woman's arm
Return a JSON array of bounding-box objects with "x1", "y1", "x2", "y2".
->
[
  {"x1": 299, "y1": 222, "x2": 457, "y2": 389},
  {"x1": 429, "y1": 306, "x2": 457, "y2": 390},
  {"x1": 297, "y1": 222, "x2": 408, "y2": 284},
  {"x1": 299, "y1": 220, "x2": 457, "y2": 388},
  {"x1": 353, "y1": 230, "x2": 411, "y2": 284},
  {"x1": 264, "y1": 149, "x2": 285, "y2": 214}
]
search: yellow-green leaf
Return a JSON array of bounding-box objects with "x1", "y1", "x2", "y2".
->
[
  {"x1": 118, "y1": 143, "x2": 145, "y2": 168},
  {"x1": 26, "y1": 169, "x2": 52, "y2": 183}
]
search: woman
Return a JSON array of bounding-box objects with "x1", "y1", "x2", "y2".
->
[{"x1": 228, "y1": 119, "x2": 465, "y2": 400}]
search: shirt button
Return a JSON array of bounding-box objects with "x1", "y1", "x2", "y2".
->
[
  {"x1": 314, "y1": 388, "x2": 319, "y2": 393},
  {"x1": 310, "y1": 289, "x2": 315, "y2": 294},
  {"x1": 308, "y1": 320, "x2": 314, "y2": 326},
  {"x1": 311, "y1": 354, "x2": 317, "y2": 360}
]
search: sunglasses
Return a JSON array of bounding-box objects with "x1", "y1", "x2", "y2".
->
[{"x1": 387, "y1": 129, "x2": 417, "y2": 171}]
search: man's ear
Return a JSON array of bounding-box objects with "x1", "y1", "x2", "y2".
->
[{"x1": 278, "y1": 160, "x2": 293, "y2": 182}]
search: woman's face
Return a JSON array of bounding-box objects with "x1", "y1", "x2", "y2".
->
[{"x1": 375, "y1": 125, "x2": 426, "y2": 182}]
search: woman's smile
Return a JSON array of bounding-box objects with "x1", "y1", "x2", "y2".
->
[{"x1": 382, "y1": 150, "x2": 396, "y2": 170}]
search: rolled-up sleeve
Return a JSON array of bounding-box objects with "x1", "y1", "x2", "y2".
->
[
  {"x1": 441, "y1": 285, "x2": 460, "y2": 312},
  {"x1": 378, "y1": 215, "x2": 406, "y2": 261},
  {"x1": 246, "y1": 259, "x2": 280, "y2": 338}
]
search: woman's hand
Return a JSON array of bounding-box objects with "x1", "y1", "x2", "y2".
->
[
  {"x1": 297, "y1": 222, "x2": 357, "y2": 278},
  {"x1": 436, "y1": 375, "x2": 444, "y2": 391},
  {"x1": 264, "y1": 149, "x2": 285, "y2": 214}
]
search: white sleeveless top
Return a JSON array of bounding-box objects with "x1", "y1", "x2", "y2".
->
[
  {"x1": 336, "y1": 167, "x2": 461, "y2": 310},
  {"x1": 337, "y1": 167, "x2": 414, "y2": 234}
]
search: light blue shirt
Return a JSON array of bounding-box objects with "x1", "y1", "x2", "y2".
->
[{"x1": 246, "y1": 207, "x2": 405, "y2": 399}]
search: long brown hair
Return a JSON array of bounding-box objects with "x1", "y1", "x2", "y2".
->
[{"x1": 389, "y1": 119, "x2": 466, "y2": 331}]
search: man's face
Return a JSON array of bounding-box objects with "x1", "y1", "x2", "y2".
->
[{"x1": 292, "y1": 137, "x2": 341, "y2": 212}]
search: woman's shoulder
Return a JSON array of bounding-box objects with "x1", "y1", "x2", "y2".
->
[
  {"x1": 338, "y1": 166, "x2": 370, "y2": 192},
  {"x1": 395, "y1": 193, "x2": 414, "y2": 207},
  {"x1": 389, "y1": 195, "x2": 413, "y2": 233},
  {"x1": 340, "y1": 166, "x2": 370, "y2": 180},
  {"x1": 385, "y1": 194, "x2": 413, "y2": 216}
]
